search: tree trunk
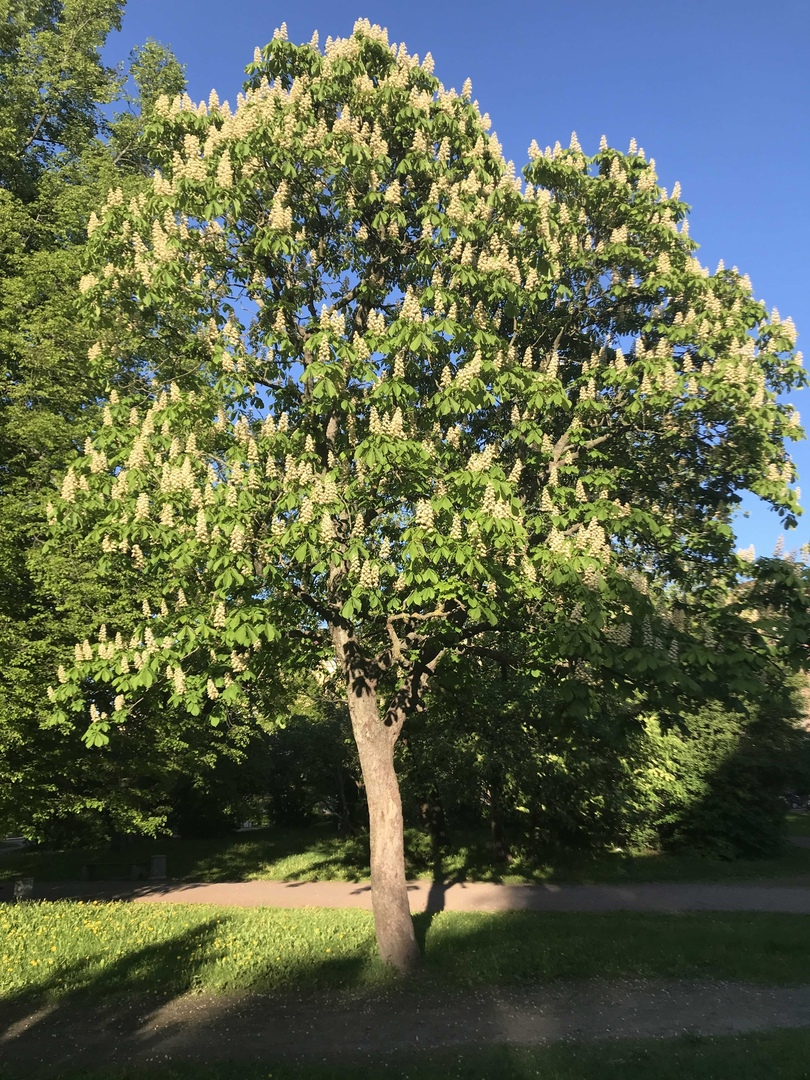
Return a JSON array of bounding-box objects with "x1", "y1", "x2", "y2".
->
[{"x1": 347, "y1": 686, "x2": 421, "y2": 974}]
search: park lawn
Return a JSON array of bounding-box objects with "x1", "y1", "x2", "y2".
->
[
  {"x1": 786, "y1": 811, "x2": 810, "y2": 837},
  {"x1": 6, "y1": 1030, "x2": 810, "y2": 1080},
  {"x1": 2, "y1": 824, "x2": 810, "y2": 886},
  {"x1": 2, "y1": 902, "x2": 810, "y2": 1002}
]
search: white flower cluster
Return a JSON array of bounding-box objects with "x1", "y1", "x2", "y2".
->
[
  {"x1": 160, "y1": 458, "x2": 195, "y2": 495},
  {"x1": 603, "y1": 622, "x2": 632, "y2": 647},
  {"x1": 478, "y1": 239, "x2": 521, "y2": 283},
  {"x1": 467, "y1": 443, "x2": 496, "y2": 473},
  {"x1": 269, "y1": 182, "x2": 293, "y2": 231},
  {"x1": 575, "y1": 518, "x2": 609, "y2": 560},
  {"x1": 363, "y1": 309, "x2": 385, "y2": 336},
  {"x1": 320, "y1": 513, "x2": 336, "y2": 543},
  {"x1": 134, "y1": 493, "x2": 150, "y2": 520},
  {"x1": 455, "y1": 352, "x2": 484, "y2": 391},
  {"x1": 230, "y1": 650, "x2": 249, "y2": 673},
  {"x1": 359, "y1": 561, "x2": 380, "y2": 588},
  {"x1": 229, "y1": 525, "x2": 247, "y2": 553},
  {"x1": 310, "y1": 473, "x2": 339, "y2": 504},
  {"x1": 165, "y1": 664, "x2": 185, "y2": 694},
  {"x1": 194, "y1": 508, "x2": 209, "y2": 543},
  {"x1": 508, "y1": 461, "x2": 523, "y2": 485},
  {"x1": 540, "y1": 489, "x2": 556, "y2": 513},
  {"x1": 127, "y1": 437, "x2": 149, "y2": 471},
  {"x1": 216, "y1": 151, "x2": 233, "y2": 189},
  {"x1": 61, "y1": 469, "x2": 78, "y2": 503},
  {"x1": 413, "y1": 500, "x2": 434, "y2": 528},
  {"x1": 520, "y1": 556, "x2": 537, "y2": 583},
  {"x1": 546, "y1": 528, "x2": 568, "y2": 554},
  {"x1": 481, "y1": 483, "x2": 512, "y2": 521},
  {"x1": 74, "y1": 640, "x2": 93, "y2": 662}
]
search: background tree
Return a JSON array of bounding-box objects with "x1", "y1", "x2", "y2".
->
[
  {"x1": 50, "y1": 21, "x2": 802, "y2": 972},
  {"x1": 0, "y1": 0, "x2": 189, "y2": 841},
  {"x1": 413, "y1": 567, "x2": 810, "y2": 865}
]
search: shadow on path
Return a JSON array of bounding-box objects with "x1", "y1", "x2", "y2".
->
[{"x1": 3, "y1": 973, "x2": 810, "y2": 1076}]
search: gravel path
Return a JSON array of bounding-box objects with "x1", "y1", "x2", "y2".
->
[
  {"x1": 2, "y1": 979, "x2": 810, "y2": 1071},
  {"x1": 6, "y1": 877, "x2": 810, "y2": 914}
]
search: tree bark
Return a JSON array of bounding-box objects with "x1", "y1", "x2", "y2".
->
[
  {"x1": 348, "y1": 686, "x2": 421, "y2": 973},
  {"x1": 331, "y1": 625, "x2": 420, "y2": 973}
]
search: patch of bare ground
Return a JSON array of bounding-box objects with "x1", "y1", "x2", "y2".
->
[{"x1": 2, "y1": 979, "x2": 810, "y2": 1073}]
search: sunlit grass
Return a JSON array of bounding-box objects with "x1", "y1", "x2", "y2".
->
[
  {"x1": 3, "y1": 902, "x2": 810, "y2": 1002},
  {"x1": 2, "y1": 825, "x2": 810, "y2": 886},
  {"x1": 0, "y1": 901, "x2": 385, "y2": 999}
]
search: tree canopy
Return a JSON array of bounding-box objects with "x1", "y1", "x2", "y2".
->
[{"x1": 49, "y1": 20, "x2": 803, "y2": 969}]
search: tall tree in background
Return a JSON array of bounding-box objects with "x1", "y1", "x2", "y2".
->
[
  {"x1": 50, "y1": 21, "x2": 802, "y2": 971},
  {"x1": 0, "y1": 0, "x2": 186, "y2": 839}
]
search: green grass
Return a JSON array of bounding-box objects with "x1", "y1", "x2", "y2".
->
[
  {"x1": 787, "y1": 811, "x2": 810, "y2": 837},
  {"x1": 7, "y1": 1030, "x2": 810, "y2": 1079},
  {"x1": 3, "y1": 823, "x2": 810, "y2": 886},
  {"x1": 3, "y1": 902, "x2": 810, "y2": 1002}
]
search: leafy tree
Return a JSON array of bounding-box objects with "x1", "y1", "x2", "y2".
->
[
  {"x1": 0, "y1": 0, "x2": 125, "y2": 198},
  {"x1": 422, "y1": 549, "x2": 810, "y2": 861},
  {"x1": 417, "y1": 631, "x2": 810, "y2": 863},
  {"x1": 50, "y1": 21, "x2": 803, "y2": 971},
  {"x1": 0, "y1": 0, "x2": 186, "y2": 840}
]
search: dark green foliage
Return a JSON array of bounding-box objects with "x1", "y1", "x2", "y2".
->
[
  {"x1": 0, "y1": 0, "x2": 196, "y2": 843},
  {"x1": 260, "y1": 687, "x2": 360, "y2": 830},
  {"x1": 166, "y1": 724, "x2": 275, "y2": 839},
  {"x1": 648, "y1": 696, "x2": 805, "y2": 858},
  {"x1": 404, "y1": 637, "x2": 809, "y2": 862}
]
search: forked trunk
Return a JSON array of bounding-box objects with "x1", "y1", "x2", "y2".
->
[{"x1": 347, "y1": 688, "x2": 421, "y2": 973}]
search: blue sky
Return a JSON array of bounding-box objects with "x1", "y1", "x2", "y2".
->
[{"x1": 105, "y1": 0, "x2": 809, "y2": 557}]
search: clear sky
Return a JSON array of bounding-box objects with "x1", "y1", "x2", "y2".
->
[{"x1": 104, "y1": 0, "x2": 809, "y2": 558}]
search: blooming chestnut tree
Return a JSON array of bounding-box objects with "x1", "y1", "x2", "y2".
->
[{"x1": 50, "y1": 21, "x2": 803, "y2": 971}]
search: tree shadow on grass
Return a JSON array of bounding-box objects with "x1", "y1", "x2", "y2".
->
[
  {"x1": 4, "y1": 900, "x2": 810, "y2": 1078},
  {"x1": 179, "y1": 829, "x2": 371, "y2": 884},
  {"x1": 0, "y1": 903, "x2": 389, "y2": 1075}
]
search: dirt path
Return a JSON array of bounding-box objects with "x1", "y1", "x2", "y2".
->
[
  {"x1": 2, "y1": 979, "x2": 810, "y2": 1072},
  {"x1": 6, "y1": 877, "x2": 810, "y2": 913}
]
